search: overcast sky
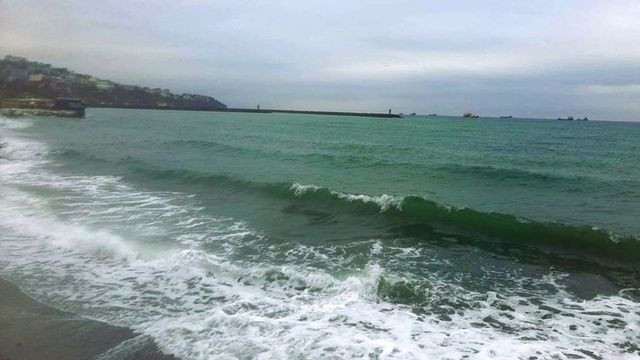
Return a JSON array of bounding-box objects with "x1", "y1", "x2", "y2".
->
[{"x1": 1, "y1": 0, "x2": 640, "y2": 120}]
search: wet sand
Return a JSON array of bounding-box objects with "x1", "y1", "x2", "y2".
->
[{"x1": 0, "y1": 277, "x2": 176, "y2": 360}]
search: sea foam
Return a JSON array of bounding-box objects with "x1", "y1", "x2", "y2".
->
[{"x1": 290, "y1": 182, "x2": 403, "y2": 211}]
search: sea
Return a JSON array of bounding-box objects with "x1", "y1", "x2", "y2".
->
[{"x1": 1, "y1": 109, "x2": 639, "y2": 359}]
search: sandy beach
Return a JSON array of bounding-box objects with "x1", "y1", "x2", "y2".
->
[{"x1": 0, "y1": 277, "x2": 176, "y2": 360}]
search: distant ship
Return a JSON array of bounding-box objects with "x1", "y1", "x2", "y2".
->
[
  {"x1": 427, "y1": 113, "x2": 437, "y2": 116},
  {"x1": 409, "y1": 112, "x2": 416, "y2": 116},
  {"x1": 463, "y1": 112, "x2": 479, "y2": 118},
  {"x1": 499, "y1": 115, "x2": 513, "y2": 119},
  {"x1": 558, "y1": 116, "x2": 588, "y2": 121}
]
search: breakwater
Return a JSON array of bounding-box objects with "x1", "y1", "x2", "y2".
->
[{"x1": 88, "y1": 104, "x2": 403, "y2": 118}]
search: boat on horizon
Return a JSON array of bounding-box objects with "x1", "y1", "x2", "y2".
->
[
  {"x1": 558, "y1": 116, "x2": 588, "y2": 121},
  {"x1": 427, "y1": 113, "x2": 437, "y2": 116},
  {"x1": 463, "y1": 112, "x2": 479, "y2": 119},
  {"x1": 500, "y1": 115, "x2": 513, "y2": 119}
]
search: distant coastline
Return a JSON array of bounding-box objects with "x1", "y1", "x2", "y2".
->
[{"x1": 0, "y1": 55, "x2": 226, "y2": 110}]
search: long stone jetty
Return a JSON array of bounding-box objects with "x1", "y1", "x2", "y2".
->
[{"x1": 88, "y1": 104, "x2": 403, "y2": 118}]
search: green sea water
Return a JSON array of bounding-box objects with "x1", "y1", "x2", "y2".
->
[{"x1": 1, "y1": 109, "x2": 639, "y2": 359}]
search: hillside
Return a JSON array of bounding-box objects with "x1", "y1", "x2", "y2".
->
[{"x1": 0, "y1": 55, "x2": 226, "y2": 109}]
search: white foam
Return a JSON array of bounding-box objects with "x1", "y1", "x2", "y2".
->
[
  {"x1": 290, "y1": 182, "x2": 403, "y2": 211},
  {"x1": 290, "y1": 182, "x2": 321, "y2": 196},
  {"x1": 333, "y1": 191, "x2": 402, "y2": 211},
  {"x1": 0, "y1": 117, "x2": 33, "y2": 130},
  {"x1": 0, "y1": 189, "x2": 140, "y2": 262}
]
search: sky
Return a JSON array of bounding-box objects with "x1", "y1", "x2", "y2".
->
[{"x1": 1, "y1": 0, "x2": 640, "y2": 120}]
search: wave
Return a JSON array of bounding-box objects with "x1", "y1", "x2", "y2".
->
[
  {"x1": 165, "y1": 140, "x2": 620, "y2": 185},
  {"x1": 0, "y1": 189, "x2": 140, "y2": 262},
  {"x1": 286, "y1": 183, "x2": 640, "y2": 263},
  {"x1": 431, "y1": 162, "x2": 624, "y2": 187},
  {"x1": 116, "y1": 165, "x2": 640, "y2": 264},
  {"x1": 436, "y1": 163, "x2": 571, "y2": 182},
  {"x1": 56, "y1": 139, "x2": 634, "y2": 193},
  {"x1": 46, "y1": 146, "x2": 640, "y2": 264}
]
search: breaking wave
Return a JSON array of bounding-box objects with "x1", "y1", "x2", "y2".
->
[{"x1": 116, "y1": 164, "x2": 640, "y2": 264}]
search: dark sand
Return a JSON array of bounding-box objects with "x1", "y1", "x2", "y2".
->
[{"x1": 0, "y1": 277, "x2": 177, "y2": 360}]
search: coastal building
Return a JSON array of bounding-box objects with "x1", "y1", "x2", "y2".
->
[
  {"x1": 27, "y1": 63, "x2": 51, "y2": 73},
  {"x1": 4, "y1": 68, "x2": 28, "y2": 82},
  {"x1": 95, "y1": 80, "x2": 114, "y2": 90},
  {"x1": 4, "y1": 55, "x2": 27, "y2": 63},
  {"x1": 28, "y1": 73, "x2": 45, "y2": 84},
  {"x1": 54, "y1": 98, "x2": 85, "y2": 116},
  {"x1": 78, "y1": 76, "x2": 94, "y2": 86}
]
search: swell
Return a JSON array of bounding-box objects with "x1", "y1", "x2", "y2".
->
[
  {"x1": 57, "y1": 141, "x2": 620, "y2": 188},
  {"x1": 435, "y1": 163, "x2": 574, "y2": 183},
  {"x1": 166, "y1": 139, "x2": 636, "y2": 186},
  {"x1": 432, "y1": 163, "x2": 637, "y2": 188},
  {"x1": 50, "y1": 149, "x2": 640, "y2": 264}
]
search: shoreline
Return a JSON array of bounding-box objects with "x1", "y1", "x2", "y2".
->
[{"x1": 0, "y1": 276, "x2": 176, "y2": 360}]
